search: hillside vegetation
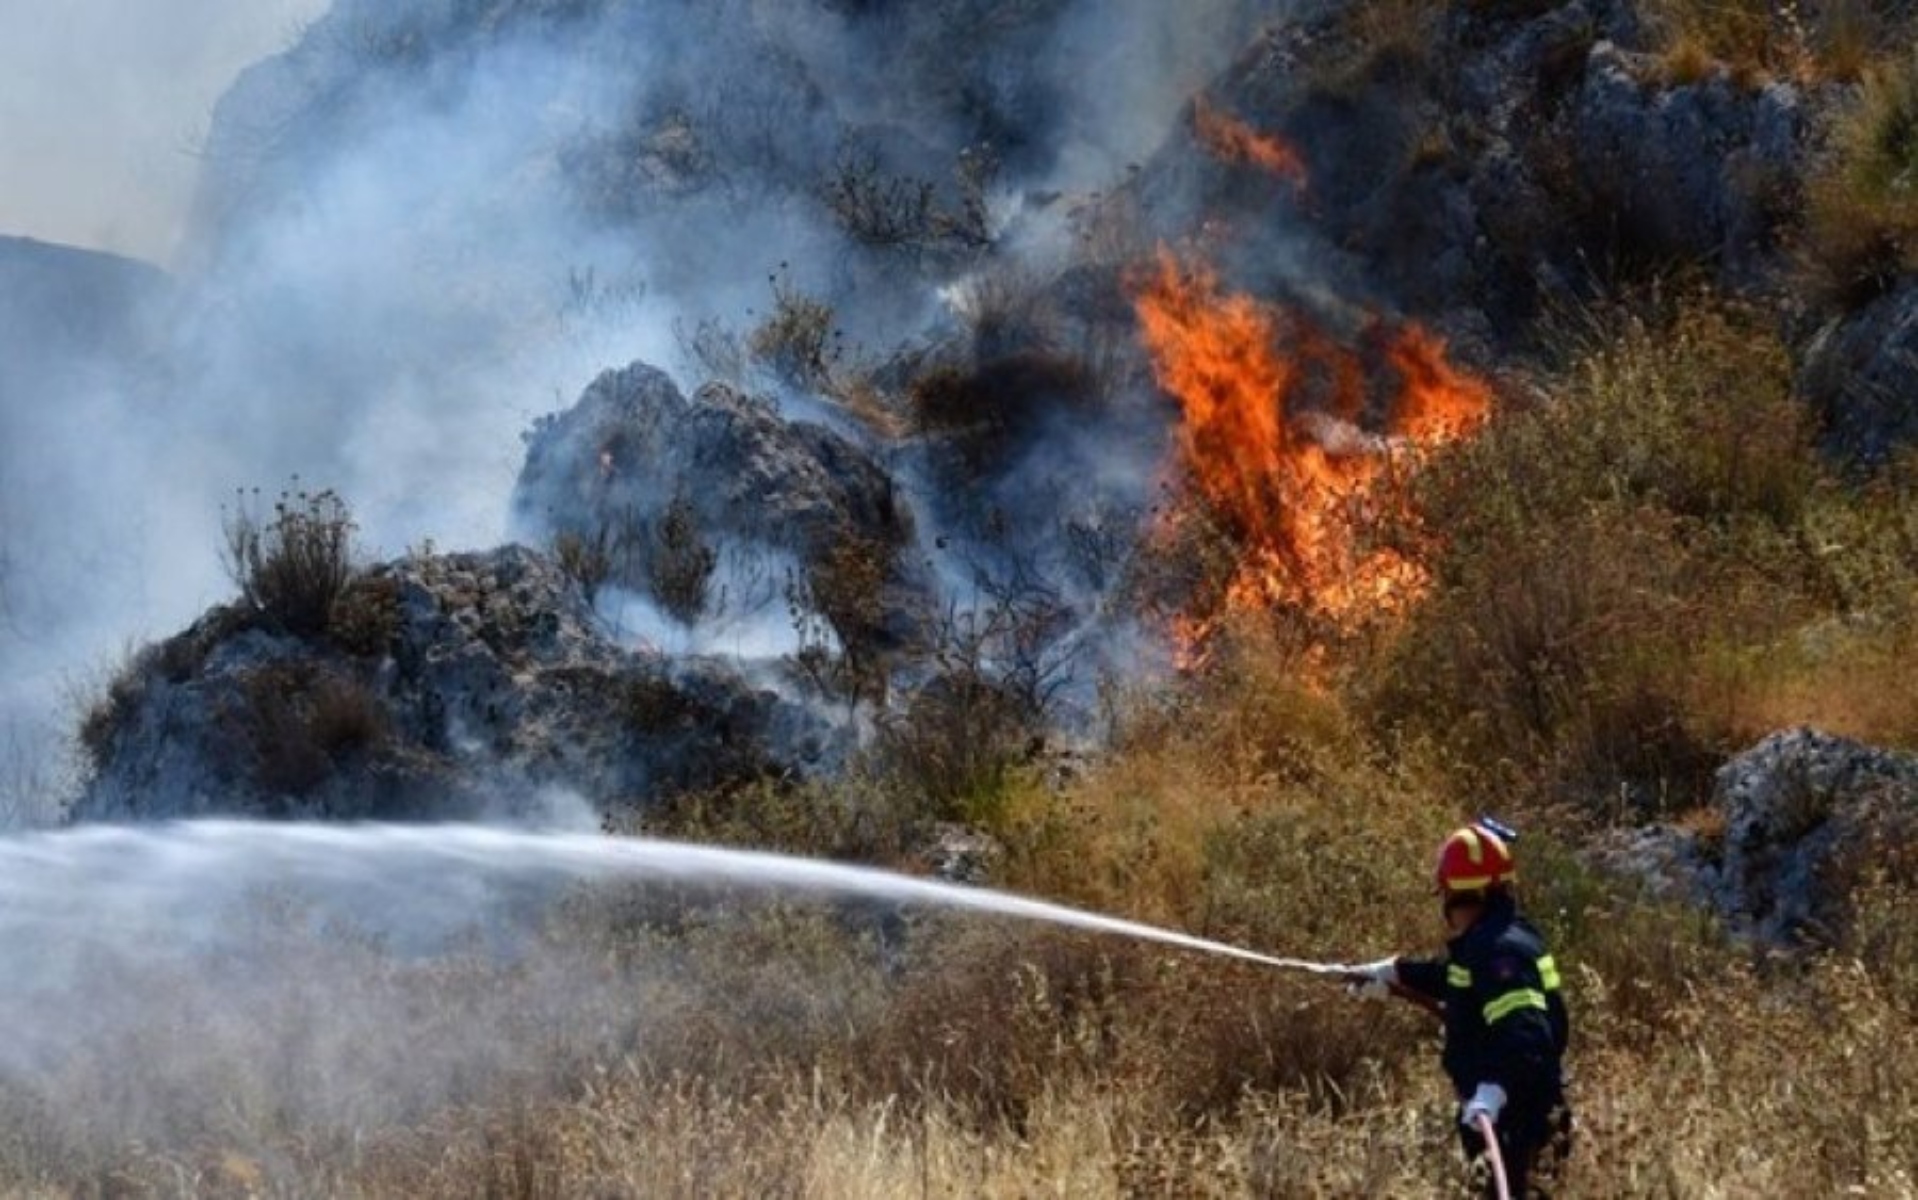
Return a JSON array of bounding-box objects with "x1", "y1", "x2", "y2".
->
[
  {"x1": 25, "y1": 289, "x2": 1918, "y2": 1198},
  {"x1": 20, "y1": 0, "x2": 1918, "y2": 1195}
]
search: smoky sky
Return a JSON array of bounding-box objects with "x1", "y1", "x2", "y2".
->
[
  {"x1": 0, "y1": 0, "x2": 331, "y2": 262},
  {"x1": 0, "y1": 0, "x2": 1283, "y2": 823}
]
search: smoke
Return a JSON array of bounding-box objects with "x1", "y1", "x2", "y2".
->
[
  {"x1": 0, "y1": 0, "x2": 329, "y2": 262},
  {"x1": 0, "y1": 0, "x2": 1296, "y2": 823},
  {"x1": 1043, "y1": 0, "x2": 1273, "y2": 188}
]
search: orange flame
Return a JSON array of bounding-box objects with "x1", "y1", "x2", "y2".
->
[
  {"x1": 1388, "y1": 324, "x2": 1495, "y2": 443},
  {"x1": 1191, "y1": 99, "x2": 1307, "y2": 185},
  {"x1": 1133, "y1": 250, "x2": 1491, "y2": 651}
]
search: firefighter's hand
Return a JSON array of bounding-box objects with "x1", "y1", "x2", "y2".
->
[
  {"x1": 1459, "y1": 1082, "x2": 1507, "y2": 1130},
  {"x1": 1343, "y1": 958, "x2": 1398, "y2": 1000}
]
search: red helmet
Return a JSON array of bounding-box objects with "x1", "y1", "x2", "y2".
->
[{"x1": 1433, "y1": 822, "x2": 1517, "y2": 895}]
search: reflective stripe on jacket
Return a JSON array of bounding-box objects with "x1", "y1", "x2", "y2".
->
[{"x1": 1397, "y1": 891, "x2": 1570, "y2": 1111}]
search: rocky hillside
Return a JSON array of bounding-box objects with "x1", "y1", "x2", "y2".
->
[
  {"x1": 9, "y1": 3, "x2": 1918, "y2": 1195},
  {"x1": 61, "y1": 0, "x2": 1918, "y2": 879},
  {"x1": 1601, "y1": 728, "x2": 1918, "y2": 941}
]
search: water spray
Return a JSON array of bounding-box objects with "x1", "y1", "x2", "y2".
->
[
  {"x1": 0, "y1": 820, "x2": 1361, "y2": 977},
  {"x1": 0, "y1": 820, "x2": 1426, "y2": 1172}
]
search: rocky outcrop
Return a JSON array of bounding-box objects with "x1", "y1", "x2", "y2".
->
[
  {"x1": 1570, "y1": 44, "x2": 1807, "y2": 284},
  {"x1": 1149, "y1": 0, "x2": 1829, "y2": 349},
  {"x1": 1595, "y1": 728, "x2": 1918, "y2": 943},
  {"x1": 512, "y1": 362, "x2": 910, "y2": 587},
  {"x1": 1799, "y1": 283, "x2": 1918, "y2": 467},
  {"x1": 72, "y1": 545, "x2": 841, "y2": 824}
]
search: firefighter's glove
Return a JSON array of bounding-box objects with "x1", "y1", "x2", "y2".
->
[
  {"x1": 1459, "y1": 1082, "x2": 1507, "y2": 1131},
  {"x1": 1343, "y1": 958, "x2": 1398, "y2": 1000}
]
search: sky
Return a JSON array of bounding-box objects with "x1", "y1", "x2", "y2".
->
[{"x1": 0, "y1": 0, "x2": 330, "y2": 263}]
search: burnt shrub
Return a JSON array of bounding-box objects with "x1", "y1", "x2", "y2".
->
[
  {"x1": 910, "y1": 350, "x2": 1097, "y2": 481},
  {"x1": 78, "y1": 655, "x2": 153, "y2": 779},
  {"x1": 875, "y1": 585, "x2": 1071, "y2": 824},
  {"x1": 552, "y1": 523, "x2": 616, "y2": 605},
  {"x1": 76, "y1": 607, "x2": 252, "y2": 776},
  {"x1": 747, "y1": 268, "x2": 838, "y2": 391},
  {"x1": 621, "y1": 671, "x2": 700, "y2": 735},
  {"x1": 223, "y1": 484, "x2": 358, "y2": 639},
  {"x1": 819, "y1": 140, "x2": 996, "y2": 259},
  {"x1": 328, "y1": 573, "x2": 402, "y2": 658},
  {"x1": 787, "y1": 536, "x2": 896, "y2": 711},
  {"x1": 216, "y1": 662, "x2": 390, "y2": 803},
  {"x1": 878, "y1": 669, "x2": 1034, "y2": 823},
  {"x1": 645, "y1": 494, "x2": 718, "y2": 626}
]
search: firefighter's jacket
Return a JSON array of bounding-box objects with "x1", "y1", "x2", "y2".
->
[{"x1": 1397, "y1": 891, "x2": 1570, "y2": 1122}]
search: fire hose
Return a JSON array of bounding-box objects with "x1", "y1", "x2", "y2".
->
[{"x1": 1474, "y1": 1111, "x2": 1512, "y2": 1200}]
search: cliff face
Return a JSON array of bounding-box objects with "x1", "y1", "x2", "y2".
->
[
  {"x1": 0, "y1": 237, "x2": 172, "y2": 730},
  {"x1": 0, "y1": 236, "x2": 168, "y2": 364}
]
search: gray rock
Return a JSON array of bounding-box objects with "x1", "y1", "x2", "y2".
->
[
  {"x1": 1711, "y1": 727, "x2": 1917, "y2": 941},
  {"x1": 1800, "y1": 284, "x2": 1918, "y2": 466},
  {"x1": 511, "y1": 362, "x2": 911, "y2": 589},
  {"x1": 1587, "y1": 823, "x2": 1712, "y2": 906},
  {"x1": 71, "y1": 545, "x2": 843, "y2": 825},
  {"x1": 916, "y1": 822, "x2": 1005, "y2": 885},
  {"x1": 1596, "y1": 728, "x2": 1918, "y2": 943},
  {"x1": 1571, "y1": 43, "x2": 1807, "y2": 280},
  {"x1": 1140, "y1": 1, "x2": 1827, "y2": 348}
]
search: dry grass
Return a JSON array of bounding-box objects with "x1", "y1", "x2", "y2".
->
[
  {"x1": 1639, "y1": 0, "x2": 1910, "y2": 85},
  {"x1": 21, "y1": 268, "x2": 1918, "y2": 1199},
  {"x1": 1369, "y1": 294, "x2": 1918, "y2": 812},
  {"x1": 10, "y1": 921, "x2": 1906, "y2": 1198},
  {"x1": 1804, "y1": 45, "x2": 1918, "y2": 305},
  {"x1": 11, "y1": 614, "x2": 1918, "y2": 1195}
]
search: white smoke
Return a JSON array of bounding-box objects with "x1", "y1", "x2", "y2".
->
[
  {"x1": 0, "y1": 0, "x2": 330, "y2": 262},
  {"x1": 0, "y1": 0, "x2": 1294, "y2": 824}
]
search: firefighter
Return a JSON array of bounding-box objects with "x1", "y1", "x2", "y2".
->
[{"x1": 1347, "y1": 818, "x2": 1572, "y2": 1197}]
